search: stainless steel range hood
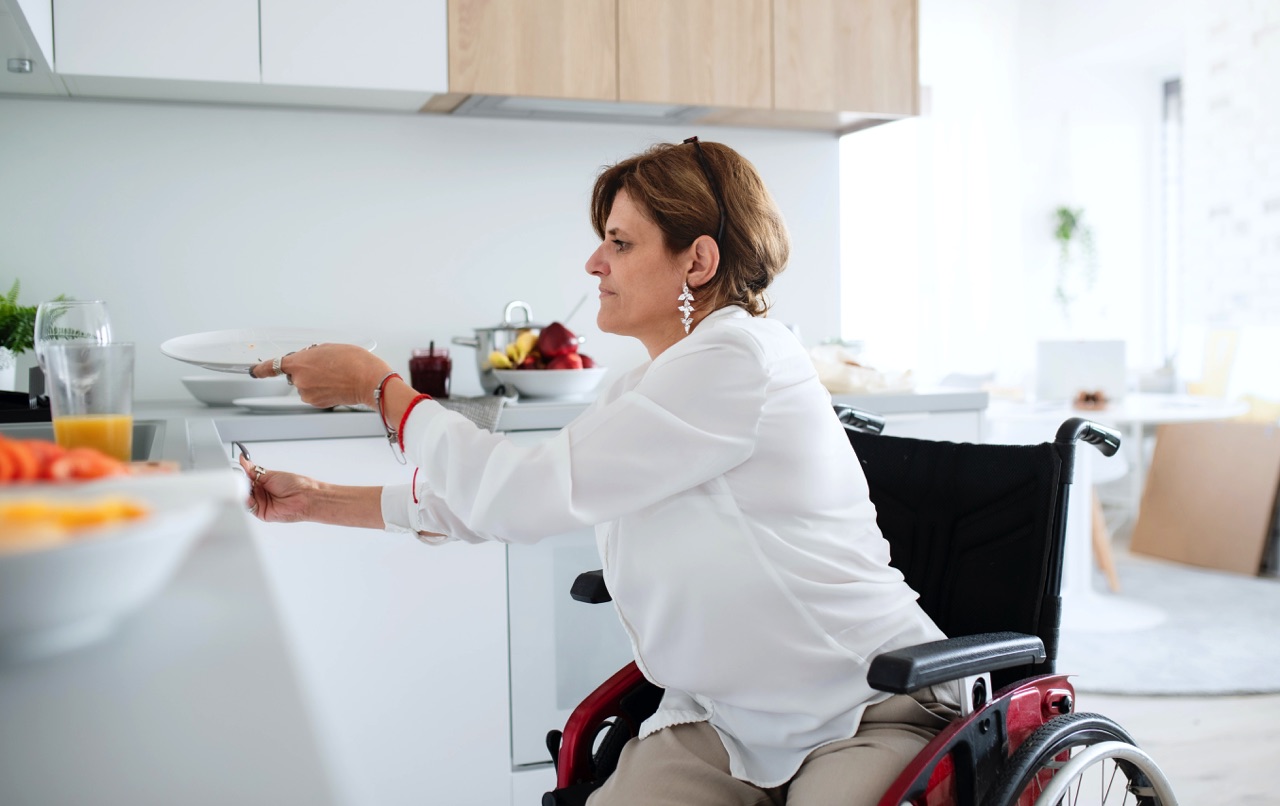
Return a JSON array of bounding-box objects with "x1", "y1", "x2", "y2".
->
[{"x1": 450, "y1": 94, "x2": 710, "y2": 126}]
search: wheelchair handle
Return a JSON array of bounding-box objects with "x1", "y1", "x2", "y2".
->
[
  {"x1": 1055, "y1": 417, "x2": 1121, "y2": 457},
  {"x1": 834, "y1": 405, "x2": 886, "y2": 435}
]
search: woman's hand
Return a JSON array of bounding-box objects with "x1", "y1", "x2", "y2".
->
[
  {"x1": 250, "y1": 343, "x2": 391, "y2": 409},
  {"x1": 239, "y1": 452, "x2": 318, "y2": 523}
]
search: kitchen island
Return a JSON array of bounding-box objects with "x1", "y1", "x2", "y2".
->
[{"x1": 0, "y1": 389, "x2": 988, "y2": 806}]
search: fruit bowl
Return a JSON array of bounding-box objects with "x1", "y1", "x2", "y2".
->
[
  {"x1": 182, "y1": 374, "x2": 291, "y2": 406},
  {"x1": 0, "y1": 470, "x2": 242, "y2": 663},
  {"x1": 492, "y1": 368, "x2": 609, "y2": 400}
]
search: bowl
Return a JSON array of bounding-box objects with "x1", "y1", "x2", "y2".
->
[
  {"x1": 492, "y1": 367, "x2": 609, "y2": 400},
  {"x1": 182, "y1": 374, "x2": 292, "y2": 406},
  {"x1": 0, "y1": 469, "x2": 241, "y2": 663}
]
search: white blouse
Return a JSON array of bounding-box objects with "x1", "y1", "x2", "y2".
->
[{"x1": 381, "y1": 306, "x2": 945, "y2": 787}]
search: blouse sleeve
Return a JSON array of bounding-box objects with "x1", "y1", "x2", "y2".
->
[{"x1": 397, "y1": 327, "x2": 769, "y2": 544}]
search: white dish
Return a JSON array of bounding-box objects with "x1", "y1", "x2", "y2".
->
[
  {"x1": 232, "y1": 396, "x2": 332, "y2": 413},
  {"x1": 182, "y1": 374, "x2": 292, "y2": 406},
  {"x1": 492, "y1": 367, "x2": 608, "y2": 400},
  {"x1": 0, "y1": 469, "x2": 241, "y2": 663},
  {"x1": 160, "y1": 328, "x2": 377, "y2": 374}
]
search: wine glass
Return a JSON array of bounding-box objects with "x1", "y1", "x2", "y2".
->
[{"x1": 33, "y1": 299, "x2": 114, "y2": 370}]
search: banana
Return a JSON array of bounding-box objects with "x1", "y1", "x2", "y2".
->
[
  {"x1": 504, "y1": 330, "x2": 540, "y2": 366},
  {"x1": 488, "y1": 350, "x2": 513, "y2": 370}
]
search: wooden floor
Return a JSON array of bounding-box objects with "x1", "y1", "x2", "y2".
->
[{"x1": 1078, "y1": 692, "x2": 1280, "y2": 804}]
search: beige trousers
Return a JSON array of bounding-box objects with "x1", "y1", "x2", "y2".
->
[{"x1": 586, "y1": 683, "x2": 962, "y2": 806}]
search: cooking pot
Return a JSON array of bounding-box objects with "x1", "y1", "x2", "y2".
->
[{"x1": 452, "y1": 300, "x2": 546, "y2": 394}]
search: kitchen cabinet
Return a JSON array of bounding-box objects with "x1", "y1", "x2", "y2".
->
[
  {"x1": 773, "y1": 0, "x2": 918, "y2": 116},
  {"x1": 445, "y1": 0, "x2": 916, "y2": 133},
  {"x1": 261, "y1": 0, "x2": 446, "y2": 93},
  {"x1": 48, "y1": 0, "x2": 446, "y2": 110},
  {"x1": 617, "y1": 0, "x2": 772, "y2": 109},
  {"x1": 54, "y1": 0, "x2": 260, "y2": 83},
  {"x1": 231, "y1": 436, "x2": 513, "y2": 806},
  {"x1": 447, "y1": 0, "x2": 615, "y2": 101}
]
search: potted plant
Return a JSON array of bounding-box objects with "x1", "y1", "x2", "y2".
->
[
  {"x1": 1052, "y1": 206, "x2": 1098, "y2": 321},
  {"x1": 0, "y1": 280, "x2": 47, "y2": 390}
]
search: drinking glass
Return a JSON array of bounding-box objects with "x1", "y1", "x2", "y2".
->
[
  {"x1": 43, "y1": 342, "x2": 135, "y2": 462},
  {"x1": 33, "y1": 300, "x2": 113, "y2": 371}
]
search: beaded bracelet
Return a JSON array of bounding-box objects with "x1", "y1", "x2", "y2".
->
[{"x1": 374, "y1": 372, "x2": 407, "y2": 464}]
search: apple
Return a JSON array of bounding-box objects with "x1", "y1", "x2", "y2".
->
[
  {"x1": 537, "y1": 322, "x2": 578, "y2": 358},
  {"x1": 579, "y1": 353, "x2": 596, "y2": 368},
  {"x1": 547, "y1": 352, "x2": 584, "y2": 370}
]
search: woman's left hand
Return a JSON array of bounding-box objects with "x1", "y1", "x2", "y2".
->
[
  {"x1": 238, "y1": 452, "x2": 317, "y2": 523},
  {"x1": 250, "y1": 343, "x2": 391, "y2": 409}
]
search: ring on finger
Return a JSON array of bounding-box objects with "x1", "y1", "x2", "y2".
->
[
  {"x1": 253, "y1": 466, "x2": 267, "y2": 484},
  {"x1": 247, "y1": 499, "x2": 258, "y2": 514},
  {"x1": 271, "y1": 356, "x2": 283, "y2": 377}
]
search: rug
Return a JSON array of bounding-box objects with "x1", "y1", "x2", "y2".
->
[{"x1": 1056, "y1": 552, "x2": 1280, "y2": 695}]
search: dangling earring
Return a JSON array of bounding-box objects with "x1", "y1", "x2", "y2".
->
[{"x1": 678, "y1": 283, "x2": 695, "y2": 334}]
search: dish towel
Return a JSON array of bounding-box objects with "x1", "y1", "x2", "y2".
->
[{"x1": 436, "y1": 394, "x2": 515, "y2": 432}]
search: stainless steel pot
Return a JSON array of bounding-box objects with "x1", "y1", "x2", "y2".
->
[{"x1": 452, "y1": 300, "x2": 546, "y2": 394}]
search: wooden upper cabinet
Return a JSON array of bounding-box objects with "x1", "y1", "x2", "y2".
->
[
  {"x1": 774, "y1": 0, "x2": 918, "y2": 116},
  {"x1": 618, "y1": 0, "x2": 771, "y2": 109},
  {"x1": 447, "y1": 0, "x2": 616, "y2": 101}
]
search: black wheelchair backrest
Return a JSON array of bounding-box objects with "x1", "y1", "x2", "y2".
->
[{"x1": 844, "y1": 429, "x2": 1067, "y2": 690}]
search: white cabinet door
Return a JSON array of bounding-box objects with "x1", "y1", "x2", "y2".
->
[
  {"x1": 54, "y1": 0, "x2": 259, "y2": 82},
  {"x1": 261, "y1": 0, "x2": 447, "y2": 93},
  {"x1": 229, "y1": 436, "x2": 511, "y2": 806}
]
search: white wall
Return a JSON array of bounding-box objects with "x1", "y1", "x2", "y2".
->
[
  {"x1": 0, "y1": 97, "x2": 842, "y2": 399},
  {"x1": 841, "y1": 0, "x2": 1185, "y2": 387}
]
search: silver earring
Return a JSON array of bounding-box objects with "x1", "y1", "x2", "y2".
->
[{"x1": 678, "y1": 283, "x2": 695, "y2": 334}]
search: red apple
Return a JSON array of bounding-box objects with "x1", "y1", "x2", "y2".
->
[
  {"x1": 547, "y1": 352, "x2": 584, "y2": 370},
  {"x1": 537, "y1": 322, "x2": 578, "y2": 358},
  {"x1": 579, "y1": 353, "x2": 596, "y2": 368}
]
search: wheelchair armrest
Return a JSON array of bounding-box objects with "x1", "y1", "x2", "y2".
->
[
  {"x1": 867, "y1": 632, "x2": 1046, "y2": 694},
  {"x1": 571, "y1": 570, "x2": 612, "y2": 604}
]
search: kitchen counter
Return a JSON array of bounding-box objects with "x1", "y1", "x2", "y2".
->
[{"x1": 0, "y1": 389, "x2": 988, "y2": 806}]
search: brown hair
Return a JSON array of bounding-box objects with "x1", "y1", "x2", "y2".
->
[{"x1": 590, "y1": 139, "x2": 790, "y2": 316}]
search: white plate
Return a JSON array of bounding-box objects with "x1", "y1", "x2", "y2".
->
[
  {"x1": 232, "y1": 396, "x2": 333, "y2": 413},
  {"x1": 160, "y1": 328, "x2": 377, "y2": 374}
]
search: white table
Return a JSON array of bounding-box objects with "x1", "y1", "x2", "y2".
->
[
  {"x1": 985, "y1": 394, "x2": 1248, "y2": 633},
  {"x1": 1082, "y1": 393, "x2": 1249, "y2": 528}
]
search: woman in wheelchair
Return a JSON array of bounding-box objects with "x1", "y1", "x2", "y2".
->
[{"x1": 239, "y1": 139, "x2": 966, "y2": 805}]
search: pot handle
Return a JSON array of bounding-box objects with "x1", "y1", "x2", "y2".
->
[
  {"x1": 451, "y1": 336, "x2": 479, "y2": 349},
  {"x1": 504, "y1": 300, "x2": 534, "y2": 327}
]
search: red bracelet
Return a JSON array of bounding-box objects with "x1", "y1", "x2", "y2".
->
[
  {"x1": 375, "y1": 372, "x2": 401, "y2": 430},
  {"x1": 397, "y1": 393, "x2": 432, "y2": 451}
]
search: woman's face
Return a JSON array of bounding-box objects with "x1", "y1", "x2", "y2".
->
[{"x1": 586, "y1": 190, "x2": 688, "y2": 357}]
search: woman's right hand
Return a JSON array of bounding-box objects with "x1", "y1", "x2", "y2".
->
[{"x1": 238, "y1": 452, "x2": 319, "y2": 523}]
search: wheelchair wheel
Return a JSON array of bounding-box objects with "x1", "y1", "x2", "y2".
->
[{"x1": 986, "y1": 712, "x2": 1178, "y2": 806}]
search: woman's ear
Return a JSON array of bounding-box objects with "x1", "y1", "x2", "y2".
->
[{"x1": 686, "y1": 234, "x2": 720, "y2": 289}]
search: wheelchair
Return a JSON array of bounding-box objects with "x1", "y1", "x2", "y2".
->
[{"x1": 542, "y1": 406, "x2": 1180, "y2": 806}]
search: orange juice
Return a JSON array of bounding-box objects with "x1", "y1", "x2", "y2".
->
[{"x1": 53, "y1": 414, "x2": 134, "y2": 462}]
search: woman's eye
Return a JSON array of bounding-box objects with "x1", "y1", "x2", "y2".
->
[{"x1": 612, "y1": 239, "x2": 629, "y2": 251}]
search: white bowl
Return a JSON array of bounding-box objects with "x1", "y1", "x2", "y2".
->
[
  {"x1": 492, "y1": 367, "x2": 609, "y2": 399},
  {"x1": 0, "y1": 470, "x2": 240, "y2": 663},
  {"x1": 182, "y1": 374, "x2": 291, "y2": 406}
]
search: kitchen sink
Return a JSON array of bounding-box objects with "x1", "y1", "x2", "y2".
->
[{"x1": 0, "y1": 420, "x2": 166, "y2": 462}]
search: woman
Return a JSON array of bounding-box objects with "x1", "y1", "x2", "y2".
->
[{"x1": 244, "y1": 138, "x2": 959, "y2": 805}]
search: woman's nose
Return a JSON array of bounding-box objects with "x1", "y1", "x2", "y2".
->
[{"x1": 586, "y1": 243, "x2": 607, "y2": 276}]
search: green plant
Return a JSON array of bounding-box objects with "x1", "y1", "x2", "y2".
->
[
  {"x1": 0, "y1": 280, "x2": 40, "y2": 355},
  {"x1": 1052, "y1": 206, "x2": 1098, "y2": 318}
]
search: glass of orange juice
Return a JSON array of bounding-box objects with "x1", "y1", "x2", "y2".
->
[{"x1": 43, "y1": 343, "x2": 135, "y2": 463}]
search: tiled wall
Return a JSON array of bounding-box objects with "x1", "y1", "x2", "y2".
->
[{"x1": 1183, "y1": 0, "x2": 1280, "y2": 328}]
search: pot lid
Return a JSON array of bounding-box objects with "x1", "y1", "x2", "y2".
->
[{"x1": 475, "y1": 300, "x2": 546, "y2": 331}]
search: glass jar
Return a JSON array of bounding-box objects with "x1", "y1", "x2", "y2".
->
[{"x1": 409, "y1": 346, "x2": 451, "y2": 399}]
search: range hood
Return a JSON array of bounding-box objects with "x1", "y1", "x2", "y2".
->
[{"x1": 450, "y1": 94, "x2": 710, "y2": 126}]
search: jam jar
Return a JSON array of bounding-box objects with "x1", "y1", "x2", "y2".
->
[{"x1": 409, "y1": 345, "x2": 451, "y2": 399}]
